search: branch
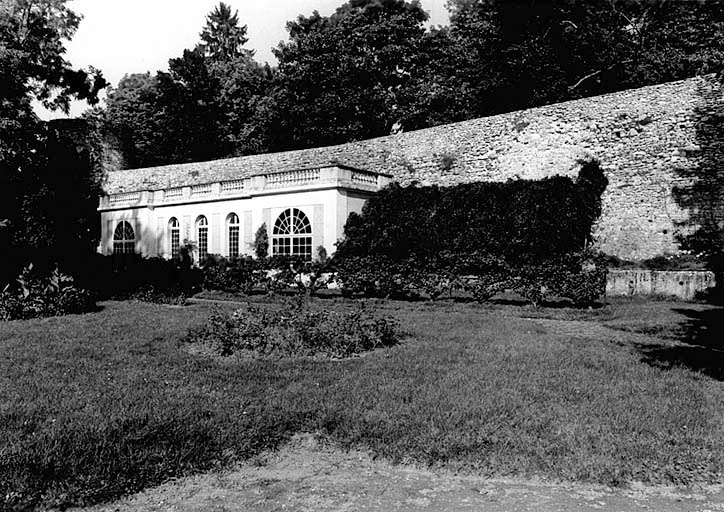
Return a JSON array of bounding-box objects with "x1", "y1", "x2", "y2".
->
[{"x1": 569, "y1": 59, "x2": 633, "y2": 91}]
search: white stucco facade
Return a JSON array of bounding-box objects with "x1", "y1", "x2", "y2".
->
[{"x1": 99, "y1": 165, "x2": 391, "y2": 261}]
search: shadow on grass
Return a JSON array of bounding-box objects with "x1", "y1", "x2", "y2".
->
[{"x1": 635, "y1": 306, "x2": 724, "y2": 380}]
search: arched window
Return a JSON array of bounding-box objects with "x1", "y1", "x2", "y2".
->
[
  {"x1": 227, "y1": 213, "x2": 240, "y2": 258},
  {"x1": 272, "y1": 208, "x2": 312, "y2": 260},
  {"x1": 196, "y1": 215, "x2": 208, "y2": 261},
  {"x1": 169, "y1": 217, "x2": 180, "y2": 259},
  {"x1": 113, "y1": 221, "x2": 135, "y2": 255}
]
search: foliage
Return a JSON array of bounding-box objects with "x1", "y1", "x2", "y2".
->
[
  {"x1": 253, "y1": 223, "x2": 269, "y2": 259},
  {"x1": 604, "y1": 253, "x2": 709, "y2": 271},
  {"x1": 0, "y1": 0, "x2": 106, "y2": 288},
  {"x1": 98, "y1": 0, "x2": 724, "y2": 163},
  {"x1": 102, "y1": 3, "x2": 271, "y2": 167},
  {"x1": 200, "y1": 254, "x2": 335, "y2": 297},
  {"x1": 671, "y1": 74, "x2": 724, "y2": 298},
  {"x1": 0, "y1": 0, "x2": 106, "y2": 113},
  {"x1": 199, "y1": 2, "x2": 251, "y2": 62},
  {"x1": 335, "y1": 162, "x2": 608, "y2": 306},
  {"x1": 0, "y1": 265, "x2": 95, "y2": 320},
  {"x1": 77, "y1": 254, "x2": 202, "y2": 301},
  {"x1": 184, "y1": 298, "x2": 400, "y2": 358},
  {"x1": 439, "y1": 0, "x2": 724, "y2": 121},
  {"x1": 337, "y1": 161, "x2": 607, "y2": 265},
  {"x1": 335, "y1": 252, "x2": 608, "y2": 306},
  {"x1": 201, "y1": 254, "x2": 258, "y2": 294},
  {"x1": 268, "y1": 0, "x2": 429, "y2": 149}
]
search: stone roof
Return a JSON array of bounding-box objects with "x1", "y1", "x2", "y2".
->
[{"x1": 103, "y1": 140, "x2": 401, "y2": 194}]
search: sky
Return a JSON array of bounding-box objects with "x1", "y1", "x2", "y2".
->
[{"x1": 37, "y1": 0, "x2": 450, "y2": 119}]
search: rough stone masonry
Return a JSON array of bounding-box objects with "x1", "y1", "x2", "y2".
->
[{"x1": 106, "y1": 74, "x2": 724, "y2": 261}]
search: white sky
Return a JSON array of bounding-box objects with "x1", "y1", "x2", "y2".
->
[{"x1": 37, "y1": 0, "x2": 450, "y2": 119}]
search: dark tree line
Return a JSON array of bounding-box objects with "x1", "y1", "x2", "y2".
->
[{"x1": 101, "y1": 0, "x2": 724, "y2": 168}]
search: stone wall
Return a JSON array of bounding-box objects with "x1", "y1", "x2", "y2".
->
[
  {"x1": 106, "y1": 74, "x2": 724, "y2": 260},
  {"x1": 606, "y1": 270, "x2": 716, "y2": 301}
]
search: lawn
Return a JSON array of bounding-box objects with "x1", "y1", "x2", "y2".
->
[{"x1": 1, "y1": 297, "x2": 723, "y2": 510}]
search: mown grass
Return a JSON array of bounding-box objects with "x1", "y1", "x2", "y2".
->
[{"x1": 1, "y1": 298, "x2": 723, "y2": 510}]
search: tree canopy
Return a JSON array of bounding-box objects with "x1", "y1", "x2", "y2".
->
[
  {"x1": 0, "y1": 0, "x2": 106, "y2": 285},
  {"x1": 101, "y1": 0, "x2": 724, "y2": 166},
  {"x1": 103, "y1": 1, "x2": 270, "y2": 167}
]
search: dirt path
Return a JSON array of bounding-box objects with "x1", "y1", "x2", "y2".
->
[{"x1": 71, "y1": 434, "x2": 724, "y2": 512}]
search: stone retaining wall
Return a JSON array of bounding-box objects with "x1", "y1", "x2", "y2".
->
[{"x1": 606, "y1": 270, "x2": 716, "y2": 300}]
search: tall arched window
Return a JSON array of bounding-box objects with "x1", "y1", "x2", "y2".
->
[
  {"x1": 113, "y1": 221, "x2": 135, "y2": 254},
  {"x1": 196, "y1": 215, "x2": 208, "y2": 261},
  {"x1": 227, "y1": 213, "x2": 239, "y2": 258},
  {"x1": 272, "y1": 208, "x2": 312, "y2": 260},
  {"x1": 169, "y1": 217, "x2": 180, "y2": 259}
]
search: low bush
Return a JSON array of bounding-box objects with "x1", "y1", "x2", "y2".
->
[
  {"x1": 79, "y1": 254, "x2": 202, "y2": 302},
  {"x1": 335, "y1": 256, "x2": 416, "y2": 299},
  {"x1": 184, "y1": 299, "x2": 400, "y2": 358},
  {"x1": 336, "y1": 252, "x2": 608, "y2": 307},
  {"x1": 0, "y1": 265, "x2": 95, "y2": 320},
  {"x1": 201, "y1": 255, "x2": 335, "y2": 296},
  {"x1": 201, "y1": 255, "x2": 257, "y2": 294},
  {"x1": 127, "y1": 285, "x2": 190, "y2": 306}
]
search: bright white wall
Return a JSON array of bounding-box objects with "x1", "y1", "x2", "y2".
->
[{"x1": 100, "y1": 187, "x2": 363, "y2": 259}]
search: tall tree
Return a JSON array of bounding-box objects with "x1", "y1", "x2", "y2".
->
[
  {"x1": 0, "y1": 0, "x2": 105, "y2": 285},
  {"x1": 270, "y1": 0, "x2": 429, "y2": 149},
  {"x1": 441, "y1": 0, "x2": 724, "y2": 119},
  {"x1": 199, "y1": 2, "x2": 251, "y2": 62},
  {"x1": 103, "y1": 73, "x2": 166, "y2": 168},
  {"x1": 103, "y1": 2, "x2": 270, "y2": 165}
]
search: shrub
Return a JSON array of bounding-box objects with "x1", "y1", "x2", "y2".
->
[
  {"x1": 128, "y1": 285, "x2": 190, "y2": 306},
  {"x1": 335, "y1": 256, "x2": 416, "y2": 298},
  {"x1": 0, "y1": 265, "x2": 95, "y2": 320},
  {"x1": 336, "y1": 160, "x2": 607, "y2": 266},
  {"x1": 184, "y1": 299, "x2": 400, "y2": 358},
  {"x1": 200, "y1": 255, "x2": 336, "y2": 297},
  {"x1": 333, "y1": 160, "x2": 609, "y2": 307},
  {"x1": 253, "y1": 223, "x2": 269, "y2": 259},
  {"x1": 79, "y1": 254, "x2": 202, "y2": 301},
  {"x1": 202, "y1": 255, "x2": 257, "y2": 294}
]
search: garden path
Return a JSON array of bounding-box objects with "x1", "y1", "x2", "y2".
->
[{"x1": 71, "y1": 433, "x2": 724, "y2": 512}]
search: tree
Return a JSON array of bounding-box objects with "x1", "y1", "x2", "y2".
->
[
  {"x1": 270, "y1": 0, "x2": 429, "y2": 149},
  {"x1": 199, "y1": 2, "x2": 252, "y2": 62},
  {"x1": 440, "y1": 0, "x2": 724, "y2": 119},
  {"x1": 102, "y1": 2, "x2": 270, "y2": 165},
  {"x1": 0, "y1": 0, "x2": 106, "y2": 286},
  {"x1": 104, "y1": 73, "x2": 166, "y2": 168}
]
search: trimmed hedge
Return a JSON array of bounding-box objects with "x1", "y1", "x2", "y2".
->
[{"x1": 335, "y1": 160, "x2": 609, "y2": 306}]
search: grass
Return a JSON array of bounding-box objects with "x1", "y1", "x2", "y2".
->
[{"x1": 1, "y1": 297, "x2": 723, "y2": 510}]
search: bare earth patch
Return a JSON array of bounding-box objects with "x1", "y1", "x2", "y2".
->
[{"x1": 71, "y1": 434, "x2": 724, "y2": 512}]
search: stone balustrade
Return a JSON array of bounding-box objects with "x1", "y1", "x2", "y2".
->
[{"x1": 99, "y1": 165, "x2": 392, "y2": 210}]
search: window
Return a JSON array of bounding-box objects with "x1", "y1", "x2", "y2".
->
[
  {"x1": 113, "y1": 221, "x2": 135, "y2": 254},
  {"x1": 169, "y1": 217, "x2": 180, "y2": 259},
  {"x1": 272, "y1": 208, "x2": 312, "y2": 260},
  {"x1": 227, "y1": 213, "x2": 240, "y2": 258},
  {"x1": 196, "y1": 215, "x2": 208, "y2": 261}
]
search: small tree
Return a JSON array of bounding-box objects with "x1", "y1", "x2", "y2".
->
[{"x1": 253, "y1": 223, "x2": 268, "y2": 258}]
